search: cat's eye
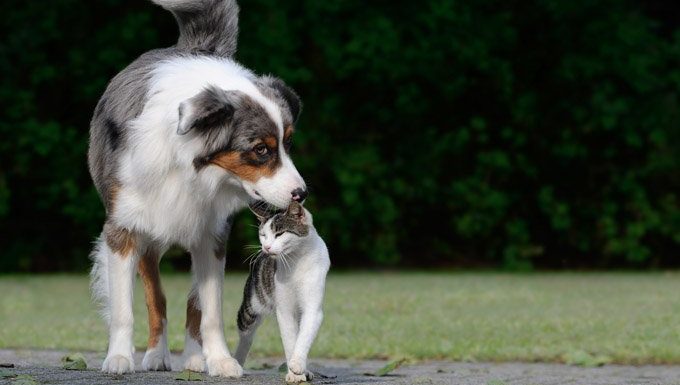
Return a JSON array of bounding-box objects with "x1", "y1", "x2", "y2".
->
[{"x1": 274, "y1": 232, "x2": 283, "y2": 238}]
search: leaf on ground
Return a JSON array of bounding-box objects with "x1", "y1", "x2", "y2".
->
[
  {"x1": 0, "y1": 363, "x2": 14, "y2": 368},
  {"x1": 564, "y1": 350, "x2": 611, "y2": 367},
  {"x1": 278, "y1": 363, "x2": 288, "y2": 373},
  {"x1": 175, "y1": 370, "x2": 203, "y2": 381},
  {"x1": 364, "y1": 358, "x2": 408, "y2": 376},
  {"x1": 13, "y1": 374, "x2": 39, "y2": 385},
  {"x1": 61, "y1": 353, "x2": 87, "y2": 370},
  {"x1": 0, "y1": 369, "x2": 16, "y2": 378}
]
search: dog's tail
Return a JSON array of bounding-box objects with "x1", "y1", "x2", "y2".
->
[{"x1": 151, "y1": 0, "x2": 239, "y2": 57}]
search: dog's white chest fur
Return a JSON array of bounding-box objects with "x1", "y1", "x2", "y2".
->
[{"x1": 114, "y1": 168, "x2": 246, "y2": 247}]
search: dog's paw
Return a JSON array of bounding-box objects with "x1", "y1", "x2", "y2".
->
[
  {"x1": 287, "y1": 358, "x2": 305, "y2": 375},
  {"x1": 142, "y1": 347, "x2": 172, "y2": 371},
  {"x1": 183, "y1": 353, "x2": 206, "y2": 373},
  {"x1": 102, "y1": 354, "x2": 134, "y2": 374},
  {"x1": 206, "y1": 355, "x2": 243, "y2": 378},
  {"x1": 285, "y1": 371, "x2": 310, "y2": 383}
]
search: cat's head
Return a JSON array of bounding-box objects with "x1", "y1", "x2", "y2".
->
[{"x1": 249, "y1": 201, "x2": 312, "y2": 256}]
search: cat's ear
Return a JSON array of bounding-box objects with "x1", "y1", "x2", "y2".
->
[
  {"x1": 249, "y1": 201, "x2": 271, "y2": 223},
  {"x1": 286, "y1": 201, "x2": 305, "y2": 221}
]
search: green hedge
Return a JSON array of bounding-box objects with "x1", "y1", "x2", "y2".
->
[{"x1": 0, "y1": 0, "x2": 678, "y2": 271}]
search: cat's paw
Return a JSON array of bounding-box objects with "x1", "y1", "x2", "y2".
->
[
  {"x1": 305, "y1": 371, "x2": 315, "y2": 381},
  {"x1": 142, "y1": 346, "x2": 172, "y2": 371},
  {"x1": 287, "y1": 358, "x2": 305, "y2": 375},
  {"x1": 206, "y1": 355, "x2": 243, "y2": 378},
  {"x1": 102, "y1": 354, "x2": 135, "y2": 374}
]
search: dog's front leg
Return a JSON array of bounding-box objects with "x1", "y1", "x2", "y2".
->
[
  {"x1": 101, "y1": 224, "x2": 141, "y2": 374},
  {"x1": 190, "y1": 242, "x2": 243, "y2": 378}
]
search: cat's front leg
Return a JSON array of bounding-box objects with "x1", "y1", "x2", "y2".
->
[
  {"x1": 287, "y1": 307, "x2": 323, "y2": 380},
  {"x1": 275, "y1": 303, "x2": 300, "y2": 361}
]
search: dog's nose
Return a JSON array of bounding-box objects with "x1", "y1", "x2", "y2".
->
[{"x1": 291, "y1": 188, "x2": 308, "y2": 202}]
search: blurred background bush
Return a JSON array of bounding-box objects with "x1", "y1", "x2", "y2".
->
[{"x1": 0, "y1": 0, "x2": 678, "y2": 271}]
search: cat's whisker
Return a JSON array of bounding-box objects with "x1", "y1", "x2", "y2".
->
[
  {"x1": 282, "y1": 254, "x2": 290, "y2": 272},
  {"x1": 248, "y1": 255, "x2": 263, "y2": 272},
  {"x1": 243, "y1": 250, "x2": 261, "y2": 266},
  {"x1": 248, "y1": 254, "x2": 262, "y2": 270},
  {"x1": 280, "y1": 251, "x2": 292, "y2": 273},
  {"x1": 276, "y1": 253, "x2": 287, "y2": 272}
]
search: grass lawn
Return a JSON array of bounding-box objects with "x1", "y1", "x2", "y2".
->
[{"x1": 2, "y1": 272, "x2": 680, "y2": 364}]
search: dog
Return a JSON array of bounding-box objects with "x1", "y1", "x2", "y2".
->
[{"x1": 87, "y1": 0, "x2": 307, "y2": 377}]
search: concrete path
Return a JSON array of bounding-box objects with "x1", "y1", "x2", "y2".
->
[{"x1": 0, "y1": 349, "x2": 679, "y2": 385}]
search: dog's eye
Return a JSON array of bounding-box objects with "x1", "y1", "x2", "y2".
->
[{"x1": 254, "y1": 144, "x2": 268, "y2": 156}]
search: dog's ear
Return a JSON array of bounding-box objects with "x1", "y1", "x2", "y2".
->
[
  {"x1": 249, "y1": 201, "x2": 273, "y2": 223},
  {"x1": 258, "y1": 76, "x2": 302, "y2": 123},
  {"x1": 177, "y1": 86, "x2": 241, "y2": 135}
]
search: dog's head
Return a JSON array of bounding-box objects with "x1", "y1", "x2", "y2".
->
[{"x1": 177, "y1": 76, "x2": 306, "y2": 209}]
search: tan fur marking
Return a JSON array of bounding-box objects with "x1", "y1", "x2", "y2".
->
[
  {"x1": 263, "y1": 135, "x2": 278, "y2": 148},
  {"x1": 138, "y1": 249, "x2": 166, "y2": 348},
  {"x1": 104, "y1": 223, "x2": 136, "y2": 257},
  {"x1": 186, "y1": 294, "x2": 202, "y2": 344},
  {"x1": 284, "y1": 125, "x2": 294, "y2": 140},
  {"x1": 210, "y1": 151, "x2": 278, "y2": 182}
]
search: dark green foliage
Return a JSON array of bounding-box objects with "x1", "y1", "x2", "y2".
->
[{"x1": 0, "y1": 0, "x2": 677, "y2": 270}]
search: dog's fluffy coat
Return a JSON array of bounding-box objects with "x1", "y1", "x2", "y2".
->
[{"x1": 88, "y1": 0, "x2": 306, "y2": 376}]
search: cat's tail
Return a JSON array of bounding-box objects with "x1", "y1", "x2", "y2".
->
[
  {"x1": 150, "y1": 0, "x2": 239, "y2": 57},
  {"x1": 234, "y1": 257, "x2": 271, "y2": 365},
  {"x1": 235, "y1": 301, "x2": 262, "y2": 365}
]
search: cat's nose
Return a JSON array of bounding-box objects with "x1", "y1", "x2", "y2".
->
[
  {"x1": 264, "y1": 245, "x2": 271, "y2": 253},
  {"x1": 291, "y1": 188, "x2": 308, "y2": 202}
]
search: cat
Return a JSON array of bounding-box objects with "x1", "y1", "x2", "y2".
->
[{"x1": 234, "y1": 201, "x2": 330, "y2": 383}]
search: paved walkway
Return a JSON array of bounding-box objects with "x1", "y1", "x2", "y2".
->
[{"x1": 1, "y1": 350, "x2": 678, "y2": 385}]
